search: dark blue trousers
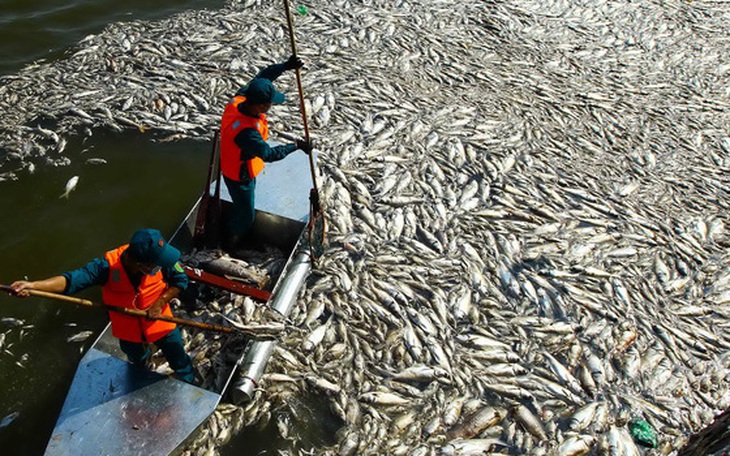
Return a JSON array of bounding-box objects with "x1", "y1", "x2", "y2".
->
[
  {"x1": 119, "y1": 327, "x2": 194, "y2": 383},
  {"x1": 224, "y1": 175, "x2": 256, "y2": 236}
]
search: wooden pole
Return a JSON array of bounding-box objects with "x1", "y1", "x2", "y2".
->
[
  {"x1": 281, "y1": 0, "x2": 327, "y2": 262},
  {"x1": 1, "y1": 285, "x2": 280, "y2": 338},
  {"x1": 282, "y1": 0, "x2": 319, "y2": 195},
  {"x1": 194, "y1": 129, "x2": 220, "y2": 248}
]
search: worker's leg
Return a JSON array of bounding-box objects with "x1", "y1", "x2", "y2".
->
[
  {"x1": 224, "y1": 177, "x2": 256, "y2": 243},
  {"x1": 119, "y1": 340, "x2": 151, "y2": 367},
  {"x1": 155, "y1": 327, "x2": 194, "y2": 383}
]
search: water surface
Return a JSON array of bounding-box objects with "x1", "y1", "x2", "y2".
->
[
  {"x1": 0, "y1": 0, "x2": 219, "y2": 445},
  {"x1": 0, "y1": 130, "x2": 211, "y2": 453},
  {"x1": 0, "y1": 0, "x2": 222, "y2": 75}
]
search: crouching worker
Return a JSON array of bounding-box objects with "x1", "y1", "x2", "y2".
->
[{"x1": 10, "y1": 228, "x2": 195, "y2": 383}]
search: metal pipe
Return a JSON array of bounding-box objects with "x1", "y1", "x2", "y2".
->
[{"x1": 229, "y1": 248, "x2": 311, "y2": 404}]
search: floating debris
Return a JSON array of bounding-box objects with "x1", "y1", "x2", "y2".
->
[{"x1": 1, "y1": 317, "x2": 24, "y2": 327}]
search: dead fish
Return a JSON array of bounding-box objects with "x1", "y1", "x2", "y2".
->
[
  {"x1": 66, "y1": 330, "x2": 93, "y2": 343},
  {"x1": 1, "y1": 317, "x2": 25, "y2": 327},
  {"x1": 201, "y1": 256, "x2": 269, "y2": 288},
  {"x1": 0, "y1": 411, "x2": 19, "y2": 428},
  {"x1": 512, "y1": 404, "x2": 547, "y2": 441},
  {"x1": 446, "y1": 406, "x2": 505, "y2": 440},
  {"x1": 556, "y1": 435, "x2": 595, "y2": 456},
  {"x1": 442, "y1": 395, "x2": 469, "y2": 427},
  {"x1": 569, "y1": 402, "x2": 602, "y2": 431},
  {"x1": 305, "y1": 375, "x2": 341, "y2": 396},
  {"x1": 302, "y1": 320, "x2": 329, "y2": 353},
  {"x1": 220, "y1": 318, "x2": 285, "y2": 339},
  {"x1": 358, "y1": 391, "x2": 409, "y2": 406},
  {"x1": 391, "y1": 365, "x2": 450, "y2": 384},
  {"x1": 439, "y1": 438, "x2": 507, "y2": 456},
  {"x1": 60, "y1": 175, "x2": 79, "y2": 199}
]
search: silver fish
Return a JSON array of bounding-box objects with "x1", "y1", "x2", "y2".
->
[
  {"x1": 66, "y1": 330, "x2": 93, "y2": 343},
  {"x1": 60, "y1": 175, "x2": 79, "y2": 199}
]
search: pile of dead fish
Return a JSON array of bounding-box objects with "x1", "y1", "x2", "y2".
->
[
  {"x1": 170, "y1": 248, "x2": 288, "y2": 391},
  {"x1": 2, "y1": 0, "x2": 730, "y2": 454}
]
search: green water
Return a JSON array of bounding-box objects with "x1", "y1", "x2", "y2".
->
[
  {"x1": 0, "y1": 130, "x2": 211, "y2": 452},
  {"x1": 0, "y1": 0, "x2": 221, "y2": 75},
  {"x1": 0, "y1": 0, "x2": 224, "y2": 451}
]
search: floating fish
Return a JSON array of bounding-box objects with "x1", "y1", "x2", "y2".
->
[
  {"x1": 0, "y1": 0, "x2": 727, "y2": 454},
  {"x1": 60, "y1": 176, "x2": 79, "y2": 199},
  {"x1": 1, "y1": 318, "x2": 24, "y2": 327},
  {"x1": 0, "y1": 411, "x2": 19, "y2": 428},
  {"x1": 66, "y1": 330, "x2": 93, "y2": 343}
]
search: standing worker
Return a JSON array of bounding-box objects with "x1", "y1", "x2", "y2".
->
[
  {"x1": 220, "y1": 55, "x2": 313, "y2": 250},
  {"x1": 9, "y1": 229, "x2": 195, "y2": 384}
]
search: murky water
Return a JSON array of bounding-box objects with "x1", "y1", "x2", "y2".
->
[
  {"x1": 0, "y1": 1, "x2": 223, "y2": 452},
  {"x1": 0, "y1": 0, "x2": 221, "y2": 75},
  {"x1": 0, "y1": 131, "x2": 211, "y2": 453}
]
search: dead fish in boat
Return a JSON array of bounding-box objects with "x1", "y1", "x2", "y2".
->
[
  {"x1": 60, "y1": 175, "x2": 79, "y2": 199},
  {"x1": 220, "y1": 317, "x2": 285, "y2": 339},
  {"x1": 202, "y1": 256, "x2": 269, "y2": 288}
]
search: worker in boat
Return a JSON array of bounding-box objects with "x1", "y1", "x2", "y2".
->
[
  {"x1": 220, "y1": 55, "x2": 313, "y2": 250},
  {"x1": 9, "y1": 229, "x2": 195, "y2": 384}
]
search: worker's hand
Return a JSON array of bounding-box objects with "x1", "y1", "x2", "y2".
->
[
  {"x1": 9, "y1": 281, "x2": 32, "y2": 297},
  {"x1": 284, "y1": 55, "x2": 304, "y2": 71},
  {"x1": 295, "y1": 139, "x2": 313, "y2": 155},
  {"x1": 146, "y1": 301, "x2": 164, "y2": 319}
]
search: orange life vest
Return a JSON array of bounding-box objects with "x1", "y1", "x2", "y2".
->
[
  {"x1": 102, "y1": 245, "x2": 176, "y2": 343},
  {"x1": 220, "y1": 95, "x2": 267, "y2": 181}
]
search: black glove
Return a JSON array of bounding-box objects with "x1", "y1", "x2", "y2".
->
[
  {"x1": 284, "y1": 55, "x2": 304, "y2": 71},
  {"x1": 295, "y1": 139, "x2": 313, "y2": 155}
]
